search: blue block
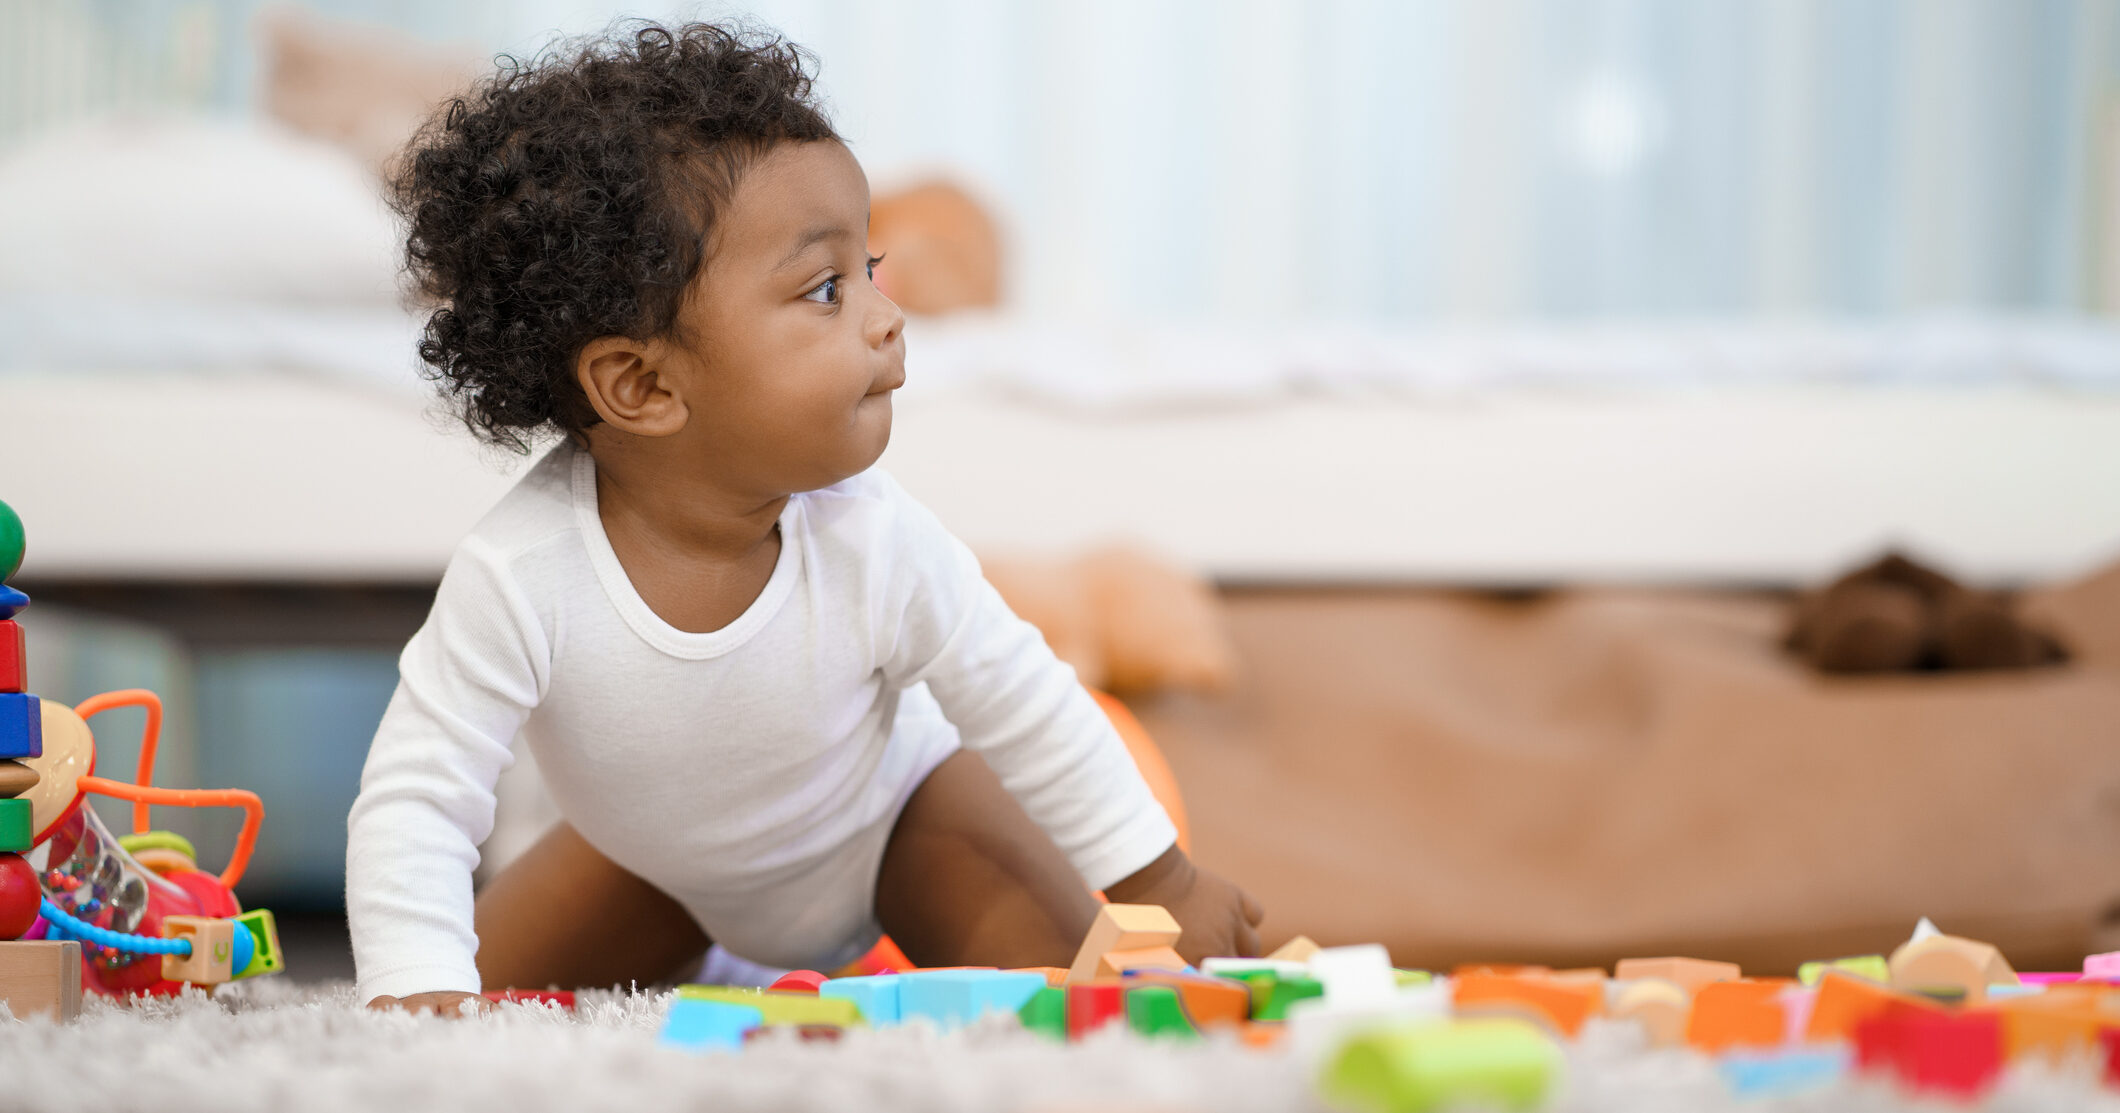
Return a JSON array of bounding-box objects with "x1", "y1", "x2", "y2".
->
[
  {"x1": 660, "y1": 998, "x2": 763, "y2": 1052},
  {"x1": 0, "y1": 693, "x2": 39, "y2": 760},
  {"x1": 820, "y1": 974, "x2": 903, "y2": 1025},
  {"x1": 1719, "y1": 1048, "x2": 1848, "y2": 1099},
  {"x1": 898, "y1": 970, "x2": 1049, "y2": 1031}
]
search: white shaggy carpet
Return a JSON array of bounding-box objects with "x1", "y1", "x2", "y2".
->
[{"x1": 2, "y1": 979, "x2": 2117, "y2": 1113}]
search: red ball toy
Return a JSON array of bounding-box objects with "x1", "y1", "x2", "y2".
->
[{"x1": 0, "y1": 852, "x2": 40, "y2": 940}]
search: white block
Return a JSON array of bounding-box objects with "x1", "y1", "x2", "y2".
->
[{"x1": 1308, "y1": 943, "x2": 1397, "y2": 1005}]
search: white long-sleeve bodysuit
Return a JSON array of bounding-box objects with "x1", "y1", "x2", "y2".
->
[{"x1": 345, "y1": 445, "x2": 1177, "y2": 1001}]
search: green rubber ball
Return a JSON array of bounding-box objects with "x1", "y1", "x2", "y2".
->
[{"x1": 0, "y1": 500, "x2": 19, "y2": 582}]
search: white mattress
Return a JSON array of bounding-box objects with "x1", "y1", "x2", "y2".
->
[{"x1": 5, "y1": 370, "x2": 2117, "y2": 585}]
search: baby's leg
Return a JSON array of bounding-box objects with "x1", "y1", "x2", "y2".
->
[
  {"x1": 874, "y1": 750, "x2": 1103, "y2": 968},
  {"x1": 473, "y1": 821, "x2": 711, "y2": 990}
]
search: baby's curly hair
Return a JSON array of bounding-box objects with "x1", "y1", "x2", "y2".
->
[{"x1": 392, "y1": 21, "x2": 839, "y2": 451}]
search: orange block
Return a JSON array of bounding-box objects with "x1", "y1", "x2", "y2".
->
[
  {"x1": 1687, "y1": 979, "x2": 1788, "y2": 1052},
  {"x1": 1240, "y1": 1020, "x2": 1286, "y2": 1048},
  {"x1": 1806, "y1": 971, "x2": 1934, "y2": 1043},
  {"x1": 1616, "y1": 957, "x2": 1742, "y2": 994},
  {"x1": 1067, "y1": 904, "x2": 1181, "y2": 985},
  {"x1": 1126, "y1": 971, "x2": 1252, "y2": 1029},
  {"x1": 1613, "y1": 978, "x2": 1690, "y2": 1048},
  {"x1": 1452, "y1": 964, "x2": 1550, "y2": 979},
  {"x1": 1992, "y1": 994, "x2": 2116, "y2": 1062},
  {"x1": 1452, "y1": 972, "x2": 1599, "y2": 1037}
]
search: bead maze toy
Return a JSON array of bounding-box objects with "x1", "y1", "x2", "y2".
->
[{"x1": 0, "y1": 498, "x2": 283, "y2": 1019}]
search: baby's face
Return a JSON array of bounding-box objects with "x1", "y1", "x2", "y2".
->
[{"x1": 668, "y1": 140, "x2": 905, "y2": 494}]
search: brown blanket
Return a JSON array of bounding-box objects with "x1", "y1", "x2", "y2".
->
[{"x1": 1129, "y1": 562, "x2": 2120, "y2": 975}]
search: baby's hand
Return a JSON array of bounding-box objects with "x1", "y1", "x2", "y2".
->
[
  {"x1": 1104, "y1": 845, "x2": 1265, "y2": 963},
  {"x1": 366, "y1": 990, "x2": 493, "y2": 1018}
]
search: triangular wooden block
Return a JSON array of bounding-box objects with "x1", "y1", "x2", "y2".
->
[
  {"x1": 1096, "y1": 946, "x2": 1187, "y2": 979},
  {"x1": 1066, "y1": 904, "x2": 1181, "y2": 984}
]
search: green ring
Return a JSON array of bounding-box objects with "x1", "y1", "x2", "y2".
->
[
  {"x1": 118, "y1": 830, "x2": 198, "y2": 861},
  {"x1": 0, "y1": 500, "x2": 21, "y2": 583},
  {"x1": 0, "y1": 797, "x2": 31, "y2": 854}
]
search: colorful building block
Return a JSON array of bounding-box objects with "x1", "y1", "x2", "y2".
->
[
  {"x1": 1805, "y1": 971, "x2": 1932, "y2": 1044},
  {"x1": 1066, "y1": 982, "x2": 1127, "y2": 1037},
  {"x1": 0, "y1": 693, "x2": 39, "y2": 761},
  {"x1": 1011, "y1": 966, "x2": 1068, "y2": 987},
  {"x1": 1612, "y1": 978, "x2": 1689, "y2": 1048},
  {"x1": 1322, "y1": 1018, "x2": 1559, "y2": 1113},
  {"x1": 768, "y1": 970, "x2": 827, "y2": 994},
  {"x1": 1719, "y1": 1048, "x2": 1849, "y2": 1099},
  {"x1": 1309, "y1": 943, "x2": 1397, "y2": 1005},
  {"x1": 1098, "y1": 945, "x2": 1188, "y2": 979},
  {"x1": 898, "y1": 969, "x2": 1048, "y2": 1031},
  {"x1": 2083, "y1": 951, "x2": 2120, "y2": 980},
  {"x1": 661, "y1": 998, "x2": 763, "y2": 1051},
  {"x1": 1017, "y1": 985, "x2": 1067, "y2": 1041},
  {"x1": 819, "y1": 974, "x2": 901, "y2": 1024},
  {"x1": 1200, "y1": 956, "x2": 1309, "y2": 979},
  {"x1": 675, "y1": 985, "x2": 864, "y2": 1027},
  {"x1": 1124, "y1": 970, "x2": 1253, "y2": 1028},
  {"x1": 1285, "y1": 983, "x2": 1453, "y2": 1070},
  {"x1": 1066, "y1": 903, "x2": 1181, "y2": 985},
  {"x1": 1991, "y1": 989, "x2": 2115, "y2": 1062},
  {"x1": 1125, "y1": 985, "x2": 1199, "y2": 1039},
  {"x1": 0, "y1": 760, "x2": 36, "y2": 798},
  {"x1": 1854, "y1": 1006, "x2": 2002, "y2": 1099},
  {"x1": 1268, "y1": 935, "x2": 1321, "y2": 963},
  {"x1": 1613, "y1": 957, "x2": 1741, "y2": 994},
  {"x1": 1685, "y1": 980, "x2": 1789, "y2": 1052},
  {"x1": 1453, "y1": 972, "x2": 1600, "y2": 1038},
  {"x1": 1797, "y1": 955, "x2": 1889, "y2": 987},
  {"x1": 0, "y1": 621, "x2": 22, "y2": 694},
  {"x1": 160, "y1": 916, "x2": 235, "y2": 984},
  {"x1": 1256, "y1": 974, "x2": 1326, "y2": 1021},
  {"x1": 1887, "y1": 934, "x2": 2017, "y2": 1006},
  {"x1": 231, "y1": 908, "x2": 283, "y2": 979},
  {"x1": 0, "y1": 940, "x2": 80, "y2": 1022},
  {"x1": 0, "y1": 797, "x2": 31, "y2": 854}
]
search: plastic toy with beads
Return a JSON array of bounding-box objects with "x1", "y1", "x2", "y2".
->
[{"x1": 0, "y1": 496, "x2": 283, "y2": 1008}]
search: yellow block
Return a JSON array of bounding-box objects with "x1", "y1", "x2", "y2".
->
[{"x1": 675, "y1": 986, "x2": 865, "y2": 1027}]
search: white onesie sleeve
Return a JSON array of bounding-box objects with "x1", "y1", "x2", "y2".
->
[
  {"x1": 875, "y1": 476, "x2": 1179, "y2": 891},
  {"x1": 345, "y1": 537, "x2": 549, "y2": 1001}
]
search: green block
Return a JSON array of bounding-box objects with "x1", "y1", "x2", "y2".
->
[
  {"x1": 1125, "y1": 985, "x2": 1199, "y2": 1040},
  {"x1": 1018, "y1": 985, "x2": 1067, "y2": 1042},
  {"x1": 0, "y1": 500, "x2": 20, "y2": 583},
  {"x1": 0, "y1": 797, "x2": 30, "y2": 853},
  {"x1": 1257, "y1": 974, "x2": 1325, "y2": 1021},
  {"x1": 232, "y1": 908, "x2": 285, "y2": 979},
  {"x1": 1797, "y1": 955, "x2": 1889, "y2": 987},
  {"x1": 1324, "y1": 1017, "x2": 1559, "y2": 1113},
  {"x1": 1394, "y1": 969, "x2": 1434, "y2": 988},
  {"x1": 676, "y1": 985, "x2": 865, "y2": 1027}
]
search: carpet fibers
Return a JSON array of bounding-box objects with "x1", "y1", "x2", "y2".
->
[{"x1": 2, "y1": 980, "x2": 2116, "y2": 1113}]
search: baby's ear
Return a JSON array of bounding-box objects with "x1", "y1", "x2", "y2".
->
[{"x1": 575, "y1": 336, "x2": 689, "y2": 437}]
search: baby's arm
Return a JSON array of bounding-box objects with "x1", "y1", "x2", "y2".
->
[
  {"x1": 346, "y1": 539, "x2": 548, "y2": 1011},
  {"x1": 875, "y1": 479, "x2": 1263, "y2": 958}
]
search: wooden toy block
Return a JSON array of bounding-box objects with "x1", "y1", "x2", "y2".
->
[
  {"x1": 819, "y1": 974, "x2": 902, "y2": 1025},
  {"x1": 1685, "y1": 980, "x2": 1787, "y2": 1052},
  {"x1": 1854, "y1": 1007, "x2": 2003, "y2": 1099},
  {"x1": 1394, "y1": 969, "x2": 1434, "y2": 988},
  {"x1": 1285, "y1": 983, "x2": 1454, "y2": 1070},
  {"x1": 1267, "y1": 935, "x2": 1321, "y2": 963},
  {"x1": 1991, "y1": 992, "x2": 2115, "y2": 1062},
  {"x1": 1256, "y1": 974, "x2": 1326, "y2": 1021},
  {"x1": 1066, "y1": 903, "x2": 1181, "y2": 985},
  {"x1": 768, "y1": 970, "x2": 827, "y2": 995},
  {"x1": 0, "y1": 797, "x2": 31, "y2": 854},
  {"x1": 1613, "y1": 957, "x2": 1741, "y2": 995},
  {"x1": 1612, "y1": 978, "x2": 1689, "y2": 1048},
  {"x1": 1010, "y1": 966, "x2": 1068, "y2": 987},
  {"x1": 898, "y1": 969, "x2": 1048, "y2": 1031},
  {"x1": 1065, "y1": 982, "x2": 1127, "y2": 1037},
  {"x1": 1888, "y1": 934, "x2": 2017, "y2": 1006},
  {"x1": 0, "y1": 940, "x2": 81, "y2": 1022},
  {"x1": 0, "y1": 621, "x2": 21, "y2": 694},
  {"x1": 1123, "y1": 971, "x2": 1252, "y2": 1028},
  {"x1": 0, "y1": 759, "x2": 36, "y2": 798},
  {"x1": 661, "y1": 998, "x2": 763, "y2": 1051},
  {"x1": 232, "y1": 909, "x2": 283, "y2": 979},
  {"x1": 1017, "y1": 985, "x2": 1067, "y2": 1041},
  {"x1": 161, "y1": 916, "x2": 236, "y2": 984},
  {"x1": 1309, "y1": 943, "x2": 1397, "y2": 1005},
  {"x1": 1096, "y1": 945, "x2": 1187, "y2": 979},
  {"x1": 0, "y1": 694, "x2": 38, "y2": 761},
  {"x1": 1452, "y1": 973, "x2": 1598, "y2": 1037},
  {"x1": 1804, "y1": 971, "x2": 1930, "y2": 1043},
  {"x1": 675, "y1": 985, "x2": 864, "y2": 1027},
  {"x1": 2084, "y1": 950, "x2": 2120, "y2": 979},
  {"x1": 1321, "y1": 1018, "x2": 1560, "y2": 1113},
  {"x1": 1797, "y1": 954, "x2": 1888, "y2": 987},
  {"x1": 1124, "y1": 985, "x2": 1199, "y2": 1039}
]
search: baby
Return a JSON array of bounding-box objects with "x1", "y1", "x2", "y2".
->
[{"x1": 348, "y1": 22, "x2": 1262, "y2": 1015}]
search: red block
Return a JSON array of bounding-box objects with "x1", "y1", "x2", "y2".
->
[
  {"x1": 2101, "y1": 1027, "x2": 2120, "y2": 1088},
  {"x1": 1856, "y1": 1004, "x2": 2002, "y2": 1099},
  {"x1": 0, "y1": 622, "x2": 20, "y2": 693},
  {"x1": 769, "y1": 970, "x2": 828, "y2": 995},
  {"x1": 1066, "y1": 983, "x2": 1126, "y2": 1038}
]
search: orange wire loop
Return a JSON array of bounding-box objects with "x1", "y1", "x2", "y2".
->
[
  {"x1": 72, "y1": 689, "x2": 164, "y2": 833},
  {"x1": 75, "y1": 777, "x2": 263, "y2": 890}
]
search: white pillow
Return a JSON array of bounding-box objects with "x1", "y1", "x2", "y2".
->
[{"x1": 0, "y1": 113, "x2": 402, "y2": 305}]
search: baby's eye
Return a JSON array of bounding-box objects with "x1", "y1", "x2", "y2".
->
[
  {"x1": 802, "y1": 275, "x2": 841, "y2": 305},
  {"x1": 866, "y1": 254, "x2": 884, "y2": 281}
]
